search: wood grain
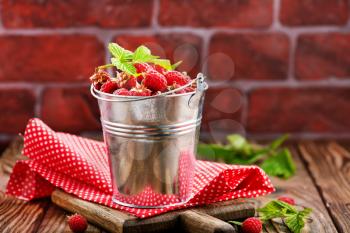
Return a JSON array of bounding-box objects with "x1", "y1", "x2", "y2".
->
[
  {"x1": 0, "y1": 137, "x2": 24, "y2": 192},
  {"x1": 255, "y1": 146, "x2": 338, "y2": 233},
  {"x1": 36, "y1": 204, "x2": 103, "y2": 233},
  {"x1": 0, "y1": 138, "x2": 345, "y2": 232},
  {"x1": 0, "y1": 191, "x2": 49, "y2": 232},
  {"x1": 52, "y1": 189, "x2": 255, "y2": 233},
  {"x1": 180, "y1": 210, "x2": 235, "y2": 233},
  {"x1": 299, "y1": 142, "x2": 350, "y2": 233},
  {"x1": 52, "y1": 189, "x2": 133, "y2": 233}
]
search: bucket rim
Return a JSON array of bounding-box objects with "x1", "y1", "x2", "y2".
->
[
  {"x1": 90, "y1": 73, "x2": 208, "y2": 102},
  {"x1": 93, "y1": 85, "x2": 197, "y2": 99}
]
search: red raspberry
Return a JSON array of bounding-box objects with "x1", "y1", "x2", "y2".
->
[
  {"x1": 113, "y1": 88, "x2": 130, "y2": 96},
  {"x1": 123, "y1": 76, "x2": 137, "y2": 89},
  {"x1": 117, "y1": 72, "x2": 137, "y2": 90},
  {"x1": 137, "y1": 75, "x2": 144, "y2": 83},
  {"x1": 165, "y1": 71, "x2": 191, "y2": 86},
  {"x1": 90, "y1": 70, "x2": 111, "y2": 90},
  {"x1": 151, "y1": 64, "x2": 167, "y2": 74},
  {"x1": 168, "y1": 83, "x2": 186, "y2": 94},
  {"x1": 241, "y1": 217, "x2": 262, "y2": 233},
  {"x1": 129, "y1": 86, "x2": 152, "y2": 96},
  {"x1": 100, "y1": 80, "x2": 119, "y2": 93},
  {"x1": 67, "y1": 214, "x2": 88, "y2": 233},
  {"x1": 142, "y1": 71, "x2": 168, "y2": 92},
  {"x1": 278, "y1": 196, "x2": 296, "y2": 205},
  {"x1": 134, "y1": 63, "x2": 152, "y2": 73}
]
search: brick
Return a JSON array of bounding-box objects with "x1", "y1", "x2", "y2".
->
[
  {"x1": 159, "y1": 0, "x2": 273, "y2": 28},
  {"x1": 0, "y1": 35, "x2": 104, "y2": 82},
  {"x1": 209, "y1": 33, "x2": 289, "y2": 81},
  {"x1": 201, "y1": 87, "x2": 244, "y2": 137},
  {"x1": 280, "y1": 0, "x2": 349, "y2": 26},
  {"x1": 115, "y1": 34, "x2": 203, "y2": 77},
  {"x1": 41, "y1": 87, "x2": 101, "y2": 133},
  {"x1": 247, "y1": 88, "x2": 350, "y2": 133},
  {"x1": 1, "y1": 0, "x2": 152, "y2": 28},
  {"x1": 0, "y1": 89, "x2": 36, "y2": 133},
  {"x1": 295, "y1": 34, "x2": 350, "y2": 80}
]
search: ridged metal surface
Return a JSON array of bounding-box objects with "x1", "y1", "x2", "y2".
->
[{"x1": 92, "y1": 74, "x2": 208, "y2": 208}]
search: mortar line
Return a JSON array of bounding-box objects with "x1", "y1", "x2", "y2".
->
[
  {"x1": 1, "y1": 24, "x2": 349, "y2": 36},
  {"x1": 1, "y1": 78, "x2": 350, "y2": 89},
  {"x1": 240, "y1": 91, "x2": 249, "y2": 128},
  {"x1": 271, "y1": 0, "x2": 282, "y2": 29},
  {"x1": 247, "y1": 132, "x2": 350, "y2": 140},
  {"x1": 34, "y1": 86, "x2": 44, "y2": 117},
  {"x1": 151, "y1": 0, "x2": 160, "y2": 30},
  {"x1": 0, "y1": 83, "x2": 90, "y2": 89}
]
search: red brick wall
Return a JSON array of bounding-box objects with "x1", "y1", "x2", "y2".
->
[{"x1": 0, "y1": 0, "x2": 350, "y2": 149}]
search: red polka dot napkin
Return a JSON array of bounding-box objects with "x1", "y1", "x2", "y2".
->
[{"x1": 6, "y1": 118, "x2": 274, "y2": 218}]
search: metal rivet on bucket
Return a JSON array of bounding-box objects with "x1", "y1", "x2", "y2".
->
[{"x1": 92, "y1": 73, "x2": 208, "y2": 208}]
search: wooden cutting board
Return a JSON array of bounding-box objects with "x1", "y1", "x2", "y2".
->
[{"x1": 51, "y1": 189, "x2": 256, "y2": 233}]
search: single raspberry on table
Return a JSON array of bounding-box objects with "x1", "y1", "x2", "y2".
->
[
  {"x1": 142, "y1": 71, "x2": 168, "y2": 92},
  {"x1": 241, "y1": 217, "x2": 262, "y2": 233},
  {"x1": 67, "y1": 214, "x2": 88, "y2": 233},
  {"x1": 113, "y1": 88, "x2": 130, "y2": 96},
  {"x1": 165, "y1": 71, "x2": 191, "y2": 86},
  {"x1": 100, "y1": 80, "x2": 119, "y2": 93},
  {"x1": 278, "y1": 196, "x2": 296, "y2": 205},
  {"x1": 129, "y1": 85, "x2": 152, "y2": 96}
]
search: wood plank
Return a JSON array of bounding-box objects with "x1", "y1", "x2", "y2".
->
[
  {"x1": 254, "y1": 145, "x2": 338, "y2": 233},
  {"x1": 179, "y1": 210, "x2": 235, "y2": 233},
  {"x1": 36, "y1": 203, "x2": 103, "y2": 233},
  {"x1": 0, "y1": 138, "x2": 50, "y2": 232},
  {"x1": 52, "y1": 189, "x2": 255, "y2": 233},
  {"x1": 298, "y1": 141, "x2": 350, "y2": 233},
  {"x1": 0, "y1": 191, "x2": 49, "y2": 232},
  {"x1": 0, "y1": 138, "x2": 341, "y2": 232},
  {"x1": 0, "y1": 137, "x2": 24, "y2": 191}
]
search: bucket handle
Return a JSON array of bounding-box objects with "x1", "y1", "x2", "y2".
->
[
  {"x1": 90, "y1": 73, "x2": 207, "y2": 103},
  {"x1": 188, "y1": 73, "x2": 208, "y2": 108}
]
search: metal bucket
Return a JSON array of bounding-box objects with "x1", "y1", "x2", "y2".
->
[{"x1": 91, "y1": 74, "x2": 208, "y2": 208}]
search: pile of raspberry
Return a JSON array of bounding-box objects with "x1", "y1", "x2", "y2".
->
[{"x1": 90, "y1": 63, "x2": 195, "y2": 97}]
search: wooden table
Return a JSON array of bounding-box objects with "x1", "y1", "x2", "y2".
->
[{"x1": 0, "y1": 139, "x2": 349, "y2": 232}]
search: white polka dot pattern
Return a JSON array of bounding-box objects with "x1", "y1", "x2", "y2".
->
[{"x1": 6, "y1": 118, "x2": 275, "y2": 218}]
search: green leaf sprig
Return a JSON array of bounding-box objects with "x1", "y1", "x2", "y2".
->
[
  {"x1": 258, "y1": 200, "x2": 312, "y2": 233},
  {"x1": 197, "y1": 134, "x2": 296, "y2": 179},
  {"x1": 229, "y1": 200, "x2": 312, "y2": 233},
  {"x1": 102, "y1": 43, "x2": 181, "y2": 76}
]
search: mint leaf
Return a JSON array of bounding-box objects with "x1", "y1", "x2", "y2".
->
[
  {"x1": 284, "y1": 208, "x2": 312, "y2": 233},
  {"x1": 227, "y1": 134, "x2": 247, "y2": 151},
  {"x1": 268, "y1": 134, "x2": 289, "y2": 150},
  {"x1": 133, "y1": 45, "x2": 158, "y2": 63},
  {"x1": 197, "y1": 134, "x2": 296, "y2": 179},
  {"x1": 197, "y1": 143, "x2": 235, "y2": 163},
  {"x1": 108, "y1": 43, "x2": 133, "y2": 62},
  {"x1": 171, "y1": 60, "x2": 183, "y2": 70},
  {"x1": 258, "y1": 200, "x2": 297, "y2": 221},
  {"x1": 258, "y1": 200, "x2": 312, "y2": 233},
  {"x1": 111, "y1": 58, "x2": 137, "y2": 76},
  {"x1": 260, "y1": 149, "x2": 296, "y2": 179},
  {"x1": 152, "y1": 58, "x2": 172, "y2": 70}
]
